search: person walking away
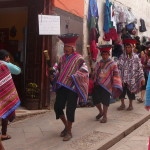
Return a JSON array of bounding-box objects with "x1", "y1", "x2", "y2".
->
[
  {"x1": 50, "y1": 33, "x2": 89, "y2": 141},
  {"x1": 0, "y1": 49, "x2": 21, "y2": 140},
  {"x1": 117, "y1": 38, "x2": 145, "y2": 111},
  {"x1": 92, "y1": 44, "x2": 122, "y2": 123}
]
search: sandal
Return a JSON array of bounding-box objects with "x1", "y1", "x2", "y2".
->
[
  {"x1": 96, "y1": 113, "x2": 103, "y2": 120},
  {"x1": 1, "y1": 135, "x2": 11, "y2": 141},
  {"x1": 60, "y1": 128, "x2": 67, "y2": 137},
  {"x1": 126, "y1": 107, "x2": 133, "y2": 111},
  {"x1": 63, "y1": 133, "x2": 72, "y2": 141},
  {"x1": 137, "y1": 98, "x2": 144, "y2": 103},
  {"x1": 117, "y1": 105, "x2": 125, "y2": 110},
  {"x1": 100, "y1": 118, "x2": 107, "y2": 123}
]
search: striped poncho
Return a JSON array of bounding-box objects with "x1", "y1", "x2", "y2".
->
[
  {"x1": 94, "y1": 59, "x2": 122, "y2": 98},
  {"x1": 53, "y1": 53, "x2": 89, "y2": 102},
  {"x1": 0, "y1": 61, "x2": 20, "y2": 120}
]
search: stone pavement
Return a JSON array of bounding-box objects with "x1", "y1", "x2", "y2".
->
[
  {"x1": 109, "y1": 119, "x2": 150, "y2": 150},
  {"x1": 2, "y1": 100, "x2": 150, "y2": 150}
]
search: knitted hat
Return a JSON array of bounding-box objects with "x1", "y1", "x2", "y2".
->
[
  {"x1": 97, "y1": 44, "x2": 113, "y2": 52},
  {"x1": 123, "y1": 38, "x2": 137, "y2": 45},
  {"x1": 58, "y1": 33, "x2": 79, "y2": 47}
]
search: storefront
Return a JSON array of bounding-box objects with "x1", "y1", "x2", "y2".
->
[{"x1": 0, "y1": 0, "x2": 53, "y2": 109}]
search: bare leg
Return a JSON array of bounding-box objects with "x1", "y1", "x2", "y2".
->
[
  {"x1": 100, "y1": 105, "x2": 108, "y2": 123},
  {"x1": 1, "y1": 119, "x2": 11, "y2": 140},
  {"x1": 117, "y1": 99, "x2": 125, "y2": 110},
  {"x1": 127, "y1": 100, "x2": 133, "y2": 110},
  {"x1": 60, "y1": 115, "x2": 68, "y2": 137},
  {"x1": 95, "y1": 103, "x2": 103, "y2": 114},
  {"x1": 63, "y1": 121, "x2": 72, "y2": 141},
  {"x1": 141, "y1": 90, "x2": 145, "y2": 101},
  {"x1": 0, "y1": 140, "x2": 5, "y2": 150},
  {"x1": 66, "y1": 121, "x2": 72, "y2": 135},
  {"x1": 60, "y1": 115, "x2": 67, "y2": 128},
  {"x1": 95, "y1": 104, "x2": 103, "y2": 120}
]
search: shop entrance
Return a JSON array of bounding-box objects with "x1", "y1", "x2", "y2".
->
[{"x1": 0, "y1": 7, "x2": 28, "y2": 101}]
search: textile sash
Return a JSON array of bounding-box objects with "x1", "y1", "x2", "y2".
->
[{"x1": 0, "y1": 61, "x2": 20, "y2": 120}]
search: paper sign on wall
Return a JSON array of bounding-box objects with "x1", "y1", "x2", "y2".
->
[{"x1": 38, "y1": 15, "x2": 60, "y2": 35}]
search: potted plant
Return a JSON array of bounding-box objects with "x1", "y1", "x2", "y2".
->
[{"x1": 25, "y1": 83, "x2": 40, "y2": 110}]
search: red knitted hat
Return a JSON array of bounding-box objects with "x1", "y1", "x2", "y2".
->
[
  {"x1": 58, "y1": 33, "x2": 79, "y2": 47},
  {"x1": 123, "y1": 39, "x2": 137, "y2": 45},
  {"x1": 97, "y1": 44, "x2": 112, "y2": 52}
]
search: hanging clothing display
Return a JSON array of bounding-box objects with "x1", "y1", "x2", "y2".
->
[
  {"x1": 103, "y1": 0, "x2": 111, "y2": 33},
  {"x1": 139, "y1": 19, "x2": 147, "y2": 32},
  {"x1": 88, "y1": 0, "x2": 100, "y2": 61}
]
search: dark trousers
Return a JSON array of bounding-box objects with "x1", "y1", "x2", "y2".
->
[
  {"x1": 119, "y1": 83, "x2": 135, "y2": 100},
  {"x1": 54, "y1": 87, "x2": 78, "y2": 122},
  {"x1": 1, "y1": 119, "x2": 8, "y2": 135}
]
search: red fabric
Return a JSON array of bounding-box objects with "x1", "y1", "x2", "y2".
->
[
  {"x1": 90, "y1": 40, "x2": 98, "y2": 61},
  {"x1": 123, "y1": 39, "x2": 137, "y2": 44},
  {"x1": 98, "y1": 47, "x2": 111, "y2": 52},
  {"x1": 88, "y1": 78, "x2": 94, "y2": 94},
  {"x1": 59, "y1": 36, "x2": 78, "y2": 47},
  {"x1": 103, "y1": 28, "x2": 118, "y2": 41}
]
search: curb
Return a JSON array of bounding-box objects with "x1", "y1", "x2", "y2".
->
[
  {"x1": 15, "y1": 110, "x2": 50, "y2": 122},
  {"x1": 91, "y1": 114, "x2": 150, "y2": 150}
]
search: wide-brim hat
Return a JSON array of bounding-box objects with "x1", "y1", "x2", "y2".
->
[
  {"x1": 123, "y1": 38, "x2": 137, "y2": 45},
  {"x1": 58, "y1": 33, "x2": 79, "y2": 47},
  {"x1": 97, "y1": 44, "x2": 113, "y2": 52},
  {"x1": 143, "y1": 41, "x2": 150, "y2": 49}
]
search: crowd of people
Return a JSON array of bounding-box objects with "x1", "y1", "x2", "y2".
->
[
  {"x1": 1, "y1": 32, "x2": 150, "y2": 147},
  {"x1": 49, "y1": 33, "x2": 150, "y2": 141}
]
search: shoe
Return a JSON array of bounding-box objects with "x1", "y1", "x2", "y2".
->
[
  {"x1": 117, "y1": 105, "x2": 125, "y2": 110},
  {"x1": 63, "y1": 133, "x2": 72, "y2": 141},
  {"x1": 100, "y1": 118, "x2": 107, "y2": 123},
  {"x1": 137, "y1": 98, "x2": 144, "y2": 103},
  {"x1": 126, "y1": 107, "x2": 133, "y2": 111},
  {"x1": 96, "y1": 113, "x2": 103, "y2": 120},
  {"x1": 60, "y1": 128, "x2": 67, "y2": 137},
  {"x1": 1, "y1": 135, "x2": 11, "y2": 141}
]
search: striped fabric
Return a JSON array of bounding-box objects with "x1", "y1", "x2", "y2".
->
[
  {"x1": 54, "y1": 53, "x2": 89, "y2": 102},
  {"x1": 94, "y1": 59, "x2": 122, "y2": 98},
  {"x1": 0, "y1": 61, "x2": 20, "y2": 120}
]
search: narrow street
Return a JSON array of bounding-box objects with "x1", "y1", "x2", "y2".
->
[
  {"x1": 2, "y1": 99, "x2": 150, "y2": 150},
  {"x1": 109, "y1": 119, "x2": 150, "y2": 150}
]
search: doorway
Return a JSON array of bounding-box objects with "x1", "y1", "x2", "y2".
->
[{"x1": 0, "y1": 7, "x2": 28, "y2": 101}]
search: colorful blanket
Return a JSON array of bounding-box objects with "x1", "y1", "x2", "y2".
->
[
  {"x1": 0, "y1": 61, "x2": 20, "y2": 120},
  {"x1": 118, "y1": 53, "x2": 144, "y2": 93},
  {"x1": 53, "y1": 53, "x2": 89, "y2": 102},
  {"x1": 94, "y1": 59, "x2": 122, "y2": 98}
]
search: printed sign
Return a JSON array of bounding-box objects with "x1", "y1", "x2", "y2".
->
[{"x1": 38, "y1": 15, "x2": 60, "y2": 35}]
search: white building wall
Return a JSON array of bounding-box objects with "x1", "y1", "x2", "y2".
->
[{"x1": 83, "y1": 0, "x2": 150, "y2": 58}]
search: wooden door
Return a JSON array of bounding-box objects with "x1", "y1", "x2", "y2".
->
[{"x1": 26, "y1": 0, "x2": 52, "y2": 109}]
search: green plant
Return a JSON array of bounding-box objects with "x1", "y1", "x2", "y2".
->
[{"x1": 26, "y1": 83, "x2": 40, "y2": 99}]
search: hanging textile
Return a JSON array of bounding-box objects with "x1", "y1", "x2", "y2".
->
[{"x1": 88, "y1": 0, "x2": 100, "y2": 61}]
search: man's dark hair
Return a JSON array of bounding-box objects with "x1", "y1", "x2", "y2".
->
[
  {"x1": 124, "y1": 43, "x2": 132, "y2": 47},
  {"x1": 0, "y1": 49, "x2": 9, "y2": 60}
]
